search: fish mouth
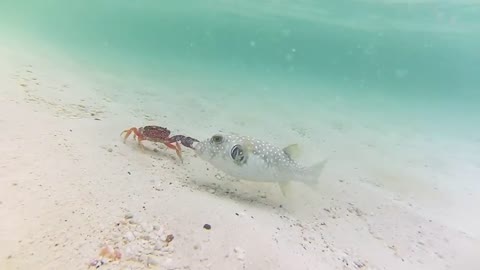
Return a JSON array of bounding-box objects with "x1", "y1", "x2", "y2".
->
[{"x1": 192, "y1": 140, "x2": 206, "y2": 155}]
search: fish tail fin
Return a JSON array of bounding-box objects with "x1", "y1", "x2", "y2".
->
[{"x1": 302, "y1": 158, "x2": 328, "y2": 190}]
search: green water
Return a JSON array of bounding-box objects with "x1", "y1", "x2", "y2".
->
[{"x1": 1, "y1": 0, "x2": 479, "y2": 138}]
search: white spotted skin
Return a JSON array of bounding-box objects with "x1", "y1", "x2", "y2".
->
[{"x1": 194, "y1": 134, "x2": 311, "y2": 184}]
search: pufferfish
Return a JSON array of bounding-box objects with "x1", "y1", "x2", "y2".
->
[{"x1": 193, "y1": 133, "x2": 328, "y2": 196}]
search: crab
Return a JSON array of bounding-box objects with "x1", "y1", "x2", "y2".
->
[{"x1": 120, "y1": 125, "x2": 198, "y2": 162}]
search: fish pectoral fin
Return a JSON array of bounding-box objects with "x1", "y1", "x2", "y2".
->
[
  {"x1": 278, "y1": 181, "x2": 291, "y2": 197},
  {"x1": 283, "y1": 144, "x2": 301, "y2": 160},
  {"x1": 243, "y1": 141, "x2": 255, "y2": 154}
]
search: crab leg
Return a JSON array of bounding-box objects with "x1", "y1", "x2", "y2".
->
[
  {"x1": 121, "y1": 127, "x2": 137, "y2": 142},
  {"x1": 121, "y1": 127, "x2": 146, "y2": 150},
  {"x1": 163, "y1": 141, "x2": 183, "y2": 163},
  {"x1": 175, "y1": 141, "x2": 183, "y2": 162}
]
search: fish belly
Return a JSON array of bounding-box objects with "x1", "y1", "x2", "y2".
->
[{"x1": 233, "y1": 160, "x2": 289, "y2": 183}]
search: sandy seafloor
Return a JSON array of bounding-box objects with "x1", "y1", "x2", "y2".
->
[{"x1": 1, "y1": 39, "x2": 479, "y2": 270}]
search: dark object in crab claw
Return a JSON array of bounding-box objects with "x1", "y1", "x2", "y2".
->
[
  {"x1": 121, "y1": 125, "x2": 199, "y2": 163},
  {"x1": 169, "y1": 135, "x2": 199, "y2": 149},
  {"x1": 183, "y1": 136, "x2": 199, "y2": 149}
]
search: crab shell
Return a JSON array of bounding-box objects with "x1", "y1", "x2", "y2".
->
[{"x1": 140, "y1": 126, "x2": 171, "y2": 140}]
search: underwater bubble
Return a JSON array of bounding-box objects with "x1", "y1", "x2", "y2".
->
[{"x1": 395, "y1": 69, "x2": 409, "y2": 78}]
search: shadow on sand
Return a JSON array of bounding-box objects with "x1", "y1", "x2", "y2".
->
[{"x1": 186, "y1": 174, "x2": 299, "y2": 212}]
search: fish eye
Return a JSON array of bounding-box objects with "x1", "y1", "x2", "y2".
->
[
  {"x1": 231, "y1": 144, "x2": 246, "y2": 164},
  {"x1": 211, "y1": 134, "x2": 224, "y2": 144}
]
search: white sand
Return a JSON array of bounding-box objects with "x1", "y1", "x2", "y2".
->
[{"x1": 1, "y1": 41, "x2": 479, "y2": 270}]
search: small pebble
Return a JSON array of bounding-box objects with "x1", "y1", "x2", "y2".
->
[
  {"x1": 89, "y1": 259, "x2": 104, "y2": 268},
  {"x1": 141, "y1": 222, "x2": 154, "y2": 233},
  {"x1": 159, "y1": 234, "x2": 168, "y2": 241},
  {"x1": 154, "y1": 243, "x2": 163, "y2": 250},
  {"x1": 162, "y1": 258, "x2": 174, "y2": 268},
  {"x1": 148, "y1": 232, "x2": 158, "y2": 240},
  {"x1": 353, "y1": 260, "x2": 366, "y2": 268},
  {"x1": 147, "y1": 256, "x2": 159, "y2": 266},
  {"x1": 125, "y1": 213, "x2": 133, "y2": 219},
  {"x1": 107, "y1": 148, "x2": 113, "y2": 152},
  {"x1": 163, "y1": 246, "x2": 174, "y2": 253},
  {"x1": 139, "y1": 254, "x2": 148, "y2": 263},
  {"x1": 135, "y1": 226, "x2": 144, "y2": 233},
  {"x1": 203, "y1": 224, "x2": 211, "y2": 230},
  {"x1": 124, "y1": 231, "x2": 136, "y2": 242},
  {"x1": 234, "y1": 247, "x2": 245, "y2": 260},
  {"x1": 155, "y1": 227, "x2": 165, "y2": 236},
  {"x1": 166, "y1": 234, "x2": 174, "y2": 243}
]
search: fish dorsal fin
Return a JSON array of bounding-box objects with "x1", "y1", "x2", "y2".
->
[{"x1": 283, "y1": 144, "x2": 301, "y2": 160}]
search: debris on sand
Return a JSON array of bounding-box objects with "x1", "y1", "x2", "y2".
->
[
  {"x1": 165, "y1": 234, "x2": 174, "y2": 244},
  {"x1": 99, "y1": 245, "x2": 122, "y2": 261},
  {"x1": 88, "y1": 214, "x2": 176, "y2": 269},
  {"x1": 88, "y1": 245, "x2": 121, "y2": 269}
]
